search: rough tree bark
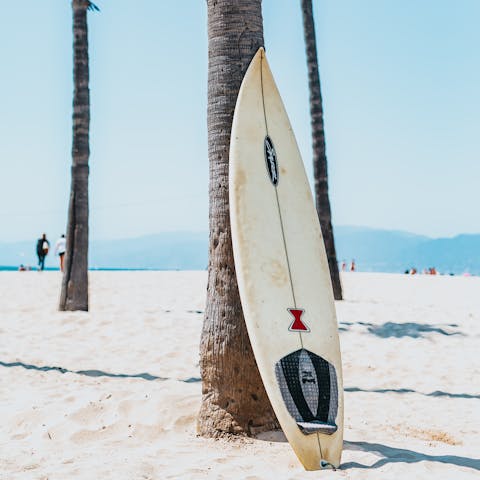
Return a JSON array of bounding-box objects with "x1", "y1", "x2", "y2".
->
[
  {"x1": 301, "y1": 0, "x2": 342, "y2": 300},
  {"x1": 59, "y1": 0, "x2": 95, "y2": 311},
  {"x1": 198, "y1": 0, "x2": 279, "y2": 436}
]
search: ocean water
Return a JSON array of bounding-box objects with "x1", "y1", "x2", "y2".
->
[{"x1": 0, "y1": 266, "x2": 171, "y2": 272}]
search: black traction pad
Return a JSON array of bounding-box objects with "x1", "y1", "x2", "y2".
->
[{"x1": 275, "y1": 349, "x2": 338, "y2": 436}]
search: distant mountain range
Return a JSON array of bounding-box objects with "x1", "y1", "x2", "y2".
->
[
  {"x1": 1, "y1": 226, "x2": 478, "y2": 274},
  {"x1": 334, "y1": 226, "x2": 479, "y2": 275}
]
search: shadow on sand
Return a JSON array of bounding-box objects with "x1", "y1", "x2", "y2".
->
[
  {"x1": 344, "y1": 386, "x2": 480, "y2": 399},
  {"x1": 0, "y1": 360, "x2": 201, "y2": 383},
  {"x1": 368, "y1": 322, "x2": 463, "y2": 338},
  {"x1": 339, "y1": 321, "x2": 463, "y2": 338},
  {"x1": 254, "y1": 437, "x2": 480, "y2": 472},
  {"x1": 342, "y1": 440, "x2": 480, "y2": 471}
]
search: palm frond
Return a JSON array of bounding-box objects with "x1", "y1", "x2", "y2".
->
[{"x1": 88, "y1": 2, "x2": 100, "y2": 12}]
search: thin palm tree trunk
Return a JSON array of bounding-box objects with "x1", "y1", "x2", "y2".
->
[
  {"x1": 59, "y1": 0, "x2": 90, "y2": 311},
  {"x1": 301, "y1": 0, "x2": 342, "y2": 300},
  {"x1": 198, "y1": 0, "x2": 279, "y2": 436}
]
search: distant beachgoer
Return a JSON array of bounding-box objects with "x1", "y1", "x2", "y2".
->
[
  {"x1": 36, "y1": 233, "x2": 50, "y2": 271},
  {"x1": 410, "y1": 267, "x2": 417, "y2": 275},
  {"x1": 54, "y1": 234, "x2": 67, "y2": 272},
  {"x1": 18, "y1": 264, "x2": 26, "y2": 271},
  {"x1": 341, "y1": 260, "x2": 347, "y2": 272},
  {"x1": 350, "y1": 260, "x2": 356, "y2": 272}
]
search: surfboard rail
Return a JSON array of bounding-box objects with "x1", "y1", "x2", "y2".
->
[{"x1": 229, "y1": 47, "x2": 344, "y2": 470}]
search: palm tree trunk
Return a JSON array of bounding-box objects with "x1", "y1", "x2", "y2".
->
[
  {"x1": 59, "y1": 0, "x2": 90, "y2": 311},
  {"x1": 301, "y1": 0, "x2": 342, "y2": 300},
  {"x1": 198, "y1": 0, "x2": 279, "y2": 437}
]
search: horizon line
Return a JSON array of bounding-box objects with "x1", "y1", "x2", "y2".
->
[{"x1": 2, "y1": 225, "x2": 480, "y2": 244}]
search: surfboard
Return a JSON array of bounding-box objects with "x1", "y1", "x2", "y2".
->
[{"x1": 229, "y1": 47, "x2": 344, "y2": 470}]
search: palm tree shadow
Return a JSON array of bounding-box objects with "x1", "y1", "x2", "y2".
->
[
  {"x1": 344, "y1": 386, "x2": 480, "y2": 399},
  {"x1": 0, "y1": 360, "x2": 201, "y2": 383},
  {"x1": 342, "y1": 441, "x2": 480, "y2": 471},
  {"x1": 367, "y1": 322, "x2": 463, "y2": 338},
  {"x1": 339, "y1": 321, "x2": 464, "y2": 338}
]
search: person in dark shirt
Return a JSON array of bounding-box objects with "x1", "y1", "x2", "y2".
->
[{"x1": 36, "y1": 233, "x2": 50, "y2": 271}]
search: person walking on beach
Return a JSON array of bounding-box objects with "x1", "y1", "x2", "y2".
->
[
  {"x1": 54, "y1": 234, "x2": 66, "y2": 272},
  {"x1": 36, "y1": 233, "x2": 50, "y2": 271}
]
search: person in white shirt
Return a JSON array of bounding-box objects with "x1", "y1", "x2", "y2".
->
[{"x1": 54, "y1": 234, "x2": 67, "y2": 272}]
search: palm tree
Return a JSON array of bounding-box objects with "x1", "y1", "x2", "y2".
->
[
  {"x1": 198, "y1": 0, "x2": 278, "y2": 436},
  {"x1": 300, "y1": 0, "x2": 342, "y2": 300},
  {"x1": 59, "y1": 0, "x2": 98, "y2": 312}
]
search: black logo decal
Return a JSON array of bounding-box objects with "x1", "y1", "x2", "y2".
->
[
  {"x1": 264, "y1": 136, "x2": 279, "y2": 186},
  {"x1": 301, "y1": 370, "x2": 316, "y2": 384}
]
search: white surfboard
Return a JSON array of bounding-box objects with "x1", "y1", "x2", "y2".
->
[{"x1": 229, "y1": 48, "x2": 344, "y2": 470}]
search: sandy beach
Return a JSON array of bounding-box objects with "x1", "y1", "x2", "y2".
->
[{"x1": 0, "y1": 271, "x2": 478, "y2": 479}]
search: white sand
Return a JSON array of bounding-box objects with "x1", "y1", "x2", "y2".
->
[{"x1": 0, "y1": 271, "x2": 478, "y2": 479}]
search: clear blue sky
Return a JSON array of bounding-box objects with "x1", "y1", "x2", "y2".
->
[{"x1": 1, "y1": 0, "x2": 479, "y2": 242}]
